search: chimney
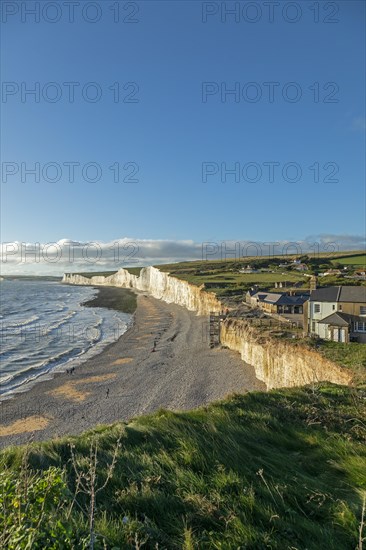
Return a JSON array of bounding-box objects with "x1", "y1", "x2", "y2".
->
[{"x1": 310, "y1": 276, "x2": 317, "y2": 291}]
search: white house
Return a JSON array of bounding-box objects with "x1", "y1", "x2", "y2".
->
[{"x1": 307, "y1": 286, "x2": 366, "y2": 343}]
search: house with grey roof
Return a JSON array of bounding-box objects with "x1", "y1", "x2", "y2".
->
[
  {"x1": 306, "y1": 286, "x2": 366, "y2": 343},
  {"x1": 248, "y1": 290, "x2": 309, "y2": 315}
]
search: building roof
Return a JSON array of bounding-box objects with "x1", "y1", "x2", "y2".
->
[
  {"x1": 261, "y1": 293, "x2": 283, "y2": 304},
  {"x1": 318, "y1": 312, "x2": 353, "y2": 327},
  {"x1": 252, "y1": 292, "x2": 282, "y2": 304},
  {"x1": 252, "y1": 292, "x2": 309, "y2": 306},
  {"x1": 318, "y1": 311, "x2": 364, "y2": 327},
  {"x1": 276, "y1": 295, "x2": 309, "y2": 306},
  {"x1": 310, "y1": 286, "x2": 366, "y2": 303},
  {"x1": 246, "y1": 288, "x2": 258, "y2": 297}
]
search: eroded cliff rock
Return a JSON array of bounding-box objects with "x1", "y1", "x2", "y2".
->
[
  {"x1": 63, "y1": 268, "x2": 352, "y2": 389},
  {"x1": 62, "y1": 267, "x2": 222, "y2": 315},
  {"x1": 220, "y1": 318, "x2": 352, "y2": 389}
]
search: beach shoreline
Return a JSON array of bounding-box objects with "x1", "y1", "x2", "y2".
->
[
  {"x1": 0, "y1": 290, "x2": 264, "y2": 448},
  {"x1": 0, "y1": 284, "x2": 135, "y2": 404},
  {"x1": 81, "y1": 285, "x2": 138, "y2": 314}
]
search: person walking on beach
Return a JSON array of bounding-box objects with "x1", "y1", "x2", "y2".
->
[{"x1": 106, "y1": 388, "x2": 110, "y2": 398}]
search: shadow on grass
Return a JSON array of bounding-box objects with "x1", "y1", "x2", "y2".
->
[{"x1": 1, "y1": 384, "x2": 365, "y2": 549}]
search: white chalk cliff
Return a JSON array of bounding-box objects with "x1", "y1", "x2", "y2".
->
[
  {"x1": 62, "y1": 266, "x2": 222, "y2": 316},
  {"x1": 220, "y1": 318, "x2": 351, "y2": 389},
  {"x1": 63, "y1": 267, "x2": 352, "y2": 389}
]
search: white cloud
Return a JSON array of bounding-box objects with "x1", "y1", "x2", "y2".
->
[{"x1": 0, "y1": 235, "x2": 364, "y2": 275}]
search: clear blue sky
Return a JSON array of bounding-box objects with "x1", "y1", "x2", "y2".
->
[{"x1": 1, "y1": 0, "x2": 365, "y2": 250}]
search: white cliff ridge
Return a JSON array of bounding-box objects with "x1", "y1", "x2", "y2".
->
[
  {"x1": 62, "y1": 266, "x2": 222, "y2": 316},
  {"x1": 63, "y1": 267, "x2": 352, "y2": 389}
]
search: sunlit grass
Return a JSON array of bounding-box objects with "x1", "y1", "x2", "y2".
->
[{"x1": 1, "y1": 384, "x2": 365, "y2": 549}]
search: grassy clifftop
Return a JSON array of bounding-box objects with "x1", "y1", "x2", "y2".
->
[{"x1": 1, "y1": 384, "x2": 365, "y2": 549}]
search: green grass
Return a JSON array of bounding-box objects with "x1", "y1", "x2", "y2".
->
[
  {"x1": 74, "y1": 271, "x2": 118, "y2": 278},
  {"x1": 155, "y1": 262, "x2": 308, "y2": 297},
  {"x1": 70, "y1": 252, "x2": 366, "y2": 299},
  {"x1": 82, "y1": 287, "x2": 137, "y2": 314},
  {"x1": 72, "y1": 267, "x2": 143, "y2": 278},
  {"x1": 173, "y1": 272, "x2": 306, "y2": 285},
  {"x1": 310, "y1": 340, "x2": 366, "y2": 384},
  {"x1": 124, "y1": 267, "x2": 144, "y2": 276},
  {"x1": 332, "y1": 254, "x2": 366, "y2": 267},
  {"x1": 157, "y1": 251, "x2": 365, "y2": 273},
  {"x1": 317, "y1": 275, "x2": 366, "y2": 288},
  {"x1": 1, "y1": 385, "x2": 366, "y2": 549}
]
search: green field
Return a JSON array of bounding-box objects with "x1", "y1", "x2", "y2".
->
[
  {"x1": 73, "y1": 271, "x2": 118, "y2": 278},
  {"x1": 332, "y1": 250, "x2": 365, "y2": 259},
  {"x1": 176, "y1": 272, "x2": 306, "y2": 285},
  {"x1": 1, "y1": 384, "x2": 365, "y2": 549},
  {"x1": 332, "y1": 254, "x2": 366, "y2": 267},
  {"x1": 157, "y1": 251, "x2": 365, "y2": 270},
  {"x1": 72, "y1": 267, "x2": 143, "y2": 278},
  {"x1": 156, "y1": 261, "x2": 308, "y2": 296},
  {"x1": 70, "y1": 251, "x2": 366, "y2": 298},
  {"x1": 82, "y1": 287, "x2": 137, "y2": 314},
  {"x1": 307, "y1": 340, "x2": 366, "y2": 384},
  {"x1": 69, "y1": 264, "x2": 308, "y2": 297},
  {"x1": 174, "y1": 271, "x2": 306, "y2": 293}
]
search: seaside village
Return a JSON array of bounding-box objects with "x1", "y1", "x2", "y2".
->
[
  {"x1": 214, "y1": 256, "x2": 366, "y2": 345},
  {"x1": 245, "y1": 284, "x2": 366, "y2": 344}
]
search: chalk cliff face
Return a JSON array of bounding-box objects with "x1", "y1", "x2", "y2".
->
[
  {"x1": 62, "y1": 267, "x2": 222, "y2": 316},
  {"x1": 220, "y1": 318, "x2": 352, "y2": 389},
  {"x1": 63, "y1": 267, "x2": 352, "y2": 389}
]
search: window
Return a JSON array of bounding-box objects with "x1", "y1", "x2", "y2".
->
[
  {"x1": 312, "y1": 322, "x2": 316, "y2": 332},
  {"x1": 360, "y1": 306, "x2": 366, "y2": 316},
  {"x1": 354, "y1": 322, "x2": 366, "y2": 332},
  {"x1": 314, "y1": 304, "x2": 320, "y2": 313},
  {"x1": 332, "y1": 305, "x2": 335, "y2": 310},
  {"x1": 338, "y1": 305, "x2": 342, "y2": 311}
]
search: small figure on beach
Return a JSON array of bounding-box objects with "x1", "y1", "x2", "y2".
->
[{"x1": 106, "y1": 388, "x2": 110, "y2": 398}]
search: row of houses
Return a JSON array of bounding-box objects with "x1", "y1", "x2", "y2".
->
[
  {"x1": 239, "y1": 259, "x2": 309, "y2": 274},
  {"x1": 246, "y1": 286, "x2": 366, "y2": 343},
  {"x1": 306, "y1": 286, "x2": 366, "y2": 344}
]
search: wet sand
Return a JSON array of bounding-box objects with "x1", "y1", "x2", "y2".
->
[{"x1": 0, "y1": 293, "x2": 265, "y2": 448}]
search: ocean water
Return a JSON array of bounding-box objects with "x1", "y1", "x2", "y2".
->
[{"x1": 0, "y1": 279, "x2": 131, "y2": 400}]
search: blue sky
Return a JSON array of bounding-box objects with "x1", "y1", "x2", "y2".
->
[{"x1": 0, "y1": 0, "x2": 365, "y2": 271}]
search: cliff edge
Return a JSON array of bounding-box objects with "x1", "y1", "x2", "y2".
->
[{"x1": 63, "y1": 267, "x2": 352, "y2": 389}]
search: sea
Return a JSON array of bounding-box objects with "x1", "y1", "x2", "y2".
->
[{"x1": 0, "y1": 279, "x2": 131, "y2": 400}]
